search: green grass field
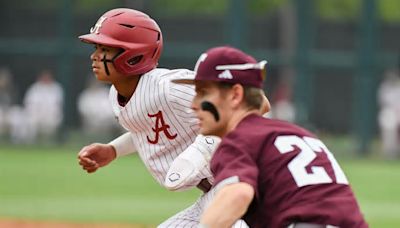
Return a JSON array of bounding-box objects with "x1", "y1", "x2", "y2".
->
[
  {"x1": 0, "y1": 143, "x2": 399, "y2": 227},
  {"x1": 0, "y1": 144, "x2": 200, "y2": 226}
]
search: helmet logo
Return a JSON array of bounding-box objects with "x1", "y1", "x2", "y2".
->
[{"x1": 90, "y1": 16, "x2": 107, "y2": 34}]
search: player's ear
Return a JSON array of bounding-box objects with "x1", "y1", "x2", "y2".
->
[{"x1": 230, "y1": 84, "x2": 245, "y2": 108}]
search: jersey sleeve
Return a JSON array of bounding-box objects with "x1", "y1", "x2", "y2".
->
[
  {"x1": 108, "y1": 131, "x2": 137, "y2": 157},
  {"x1": 164, "y1": 134, "x2": 220, "y2": 191},
  {"x1": 212, "y1": 143, "x2": 259, "y2": 195}
]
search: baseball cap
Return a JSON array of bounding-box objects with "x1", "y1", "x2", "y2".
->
[{"x1": 173, "y1": 46, "x2": 267, "y2": 88}]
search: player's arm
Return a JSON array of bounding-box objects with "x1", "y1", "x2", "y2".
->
[
  {"x1": 78, "y1": 132, "x2": 137, "y2": 173},
  {"x1": 200, "y1": 182, "x2": 254, "y2": 228},
  {"x1": 165, "y1": 134, "x2": 220, "y2": 191},
  {"x1": 108, "y1": 131, "x2": 137, "y2": 157}
]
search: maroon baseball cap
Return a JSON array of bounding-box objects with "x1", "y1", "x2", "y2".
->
[{"x1": 173, "y1": 46, "x2": 267, "y2": 88}]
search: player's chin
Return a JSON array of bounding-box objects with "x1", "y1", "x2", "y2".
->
[{"x1": 94, "y1": 74, "x2": 109, "y2": 82}]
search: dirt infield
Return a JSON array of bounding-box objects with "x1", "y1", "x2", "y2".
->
[{"x1": 0, "y1": 219, "x2": 154, "y2": 228}]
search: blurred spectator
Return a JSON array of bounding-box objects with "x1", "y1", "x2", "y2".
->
[
  {"x1": 0, "y1": 67, "x2": 14, "y2": 137},
  {"x1": 23, "y1": 70, "x2": 64, "y2": 143},
  {"x1": 77, "y1": 77, "x2": 121, "y2": 137},
  {"x1": 7, "y1": 105, "x2": 31, "y2": 144},
  {"x1": 377, "y1": 69, "x2": 400, "y2": 159},
  {"x1": 270, "y1": 76, "x2": 296, "y2": 122}
]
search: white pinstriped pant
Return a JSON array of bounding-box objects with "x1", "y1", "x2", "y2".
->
[{"x1": 158, "y1": 187, "x2": 248, "y2": 228}]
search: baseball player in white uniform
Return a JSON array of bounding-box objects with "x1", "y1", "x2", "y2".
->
[{"x1": 77, "y1": 8, "x2": 249, "y2": 227}]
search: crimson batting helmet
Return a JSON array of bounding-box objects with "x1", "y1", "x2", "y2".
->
[{"x1": 79, "y1": 8, "x2": 163, "y2": 76}]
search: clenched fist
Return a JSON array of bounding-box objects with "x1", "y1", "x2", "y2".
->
[{"x1": 78, "y1": 143, "x2": 117, "y2": 173}]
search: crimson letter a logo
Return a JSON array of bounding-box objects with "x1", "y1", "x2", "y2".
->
[{"x1": 147, "y1": 111, "x2": 177, "y2": 144}]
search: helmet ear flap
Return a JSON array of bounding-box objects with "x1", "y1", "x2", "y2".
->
[{"x1": 128, "y1": 55, "x2": 143, "y2": 65}]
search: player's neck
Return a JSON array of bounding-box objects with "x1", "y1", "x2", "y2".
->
[
  {"x1": 113, "y1": 75, "x2": 142, "y2": 100},
  {"x1": 226, "y1": 109, "x2": 259, "y2": 135}
]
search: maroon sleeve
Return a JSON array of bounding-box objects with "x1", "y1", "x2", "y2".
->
[{"x1": 211, "y1": 142, "x2": 259, "y2": 194}]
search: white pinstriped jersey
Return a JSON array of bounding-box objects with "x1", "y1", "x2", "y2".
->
[{"x1": 109, "y1": 68, "x2": 213, "y2": 188}]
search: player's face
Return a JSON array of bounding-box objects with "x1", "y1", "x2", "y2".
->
[
  {"x1": 90, "y1": 44, "x2": 123, "y2": 83},
  {"x1": 192, "y1": 81, "x2": 232, "y2": 137}
]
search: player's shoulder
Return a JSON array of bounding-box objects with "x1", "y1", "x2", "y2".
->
[
  {"x1": 237, "y1": 114, "x2": 315, "y2": 139},
  {"x1": 144, "y1": 68, "x2": 195, "y2": 82}
]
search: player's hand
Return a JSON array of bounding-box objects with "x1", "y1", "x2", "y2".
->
[{"x1": 77, "y1": 143, "x2": 117, "y2": 173}]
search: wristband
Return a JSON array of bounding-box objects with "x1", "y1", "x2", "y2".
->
[{"x1": 108, "y1": 132, "x2": 136, "y2": 157}]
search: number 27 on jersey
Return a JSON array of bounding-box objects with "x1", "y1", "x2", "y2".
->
[{"x1": 274, "y1": 135, "x2": 349, "y2": 188}]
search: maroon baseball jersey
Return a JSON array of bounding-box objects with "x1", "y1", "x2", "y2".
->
[{"x1": 211, "y1": 114, "x2": 368, "y2": 228}]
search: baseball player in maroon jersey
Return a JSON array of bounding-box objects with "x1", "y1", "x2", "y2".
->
[
  {"x1": 173, "y1": 46, "x2": 368, "y2": 228},
  {"x1": 76, "y1": 8, "x2": 251, "y2": 227}
]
